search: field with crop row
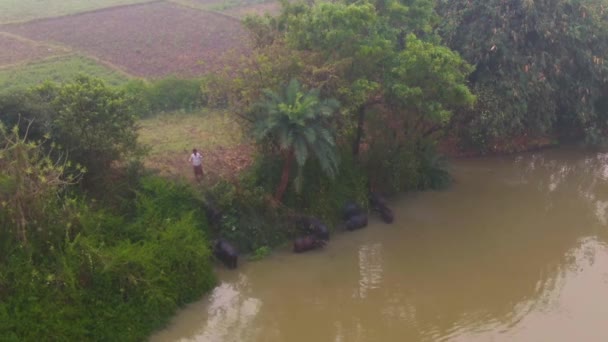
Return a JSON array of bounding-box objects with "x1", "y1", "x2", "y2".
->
[
  {"x1": 1, "y1": 2, "x2": 252, "y2": 78},
  {"x1": 0, "y1": 32, "x2": 68, "y2": 67}
]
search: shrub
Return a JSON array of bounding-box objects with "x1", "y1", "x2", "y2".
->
[
  {"x1": 0, "y1": 175, "x2": 216, "y2": 341},
  {"x1": 123, "y1": 77, "x2": 207, "y2": 116},
  {"x1": 206, "y1": 178, "x2": 291, "y2": 253}
]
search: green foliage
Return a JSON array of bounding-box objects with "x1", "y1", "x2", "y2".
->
[
  {"x1": 416, "y1": 140, "x2": 451, "y2": 190},
  {"x1": 0, "y1": 175, "x2": 216, "y2": 341},
  {"x1": 0, "y1": 89, "x2": 55, "y2": 142},
  {"x1": 455, "y1": 85, "x2": 513, "y2": 152},
  {"x1": 285, "y1": 150, "x2": 369, "y2": 225},
  {"x1": 248, "y1": 246, "x2": 271, "y2": 261},
  {"x1": 206, "y1": 178, "x2": 291, "y2": 252},
  {"x1": 49, "y1": 75, "x2": 140, "y2": 181},
  {"x1": 122, "y1": 77, "x2": 207, "y2": 116},
  {"x1": 437, "y1": 0, "x2": 608, "y2": 144},
  {"x1": 252, "y1": 78, "x2": 340, "y2": 197},
  {"x1": 0, "y1": 124, "x2": 82, "y2": 247},
  {"x1": 133, "y1": 176, "x2": 208, "y2": 232},
  {"x1": 389, "y1": 34, "x2": 475, "y2": 125}
]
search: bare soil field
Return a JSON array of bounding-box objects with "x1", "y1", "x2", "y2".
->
[
  {"x1": 0, "y1": 33, "x2": 66, "y2": 67},
  {"x1": 222, "y1": 1, "x2": 281, "y2": 18},
  {"x1": 2, "y1": 2, "x2": 252, "y2": 77}
]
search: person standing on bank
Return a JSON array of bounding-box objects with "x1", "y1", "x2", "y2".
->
[{"x1": 189, "y1": 148, "x2": 204, "y2": 182}]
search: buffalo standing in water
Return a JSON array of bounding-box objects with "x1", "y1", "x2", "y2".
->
[
  {"x1": 293, "y1": 235, "x2": 326, "y2": 253},
  {"x1": 345, "y1": 213, "x2": 368, "y2": 231},
  {"x1": 213, "y1": 239, "x2": 238, "y2": 269},
  {"x1": 296, "y1": 216, "x2": 330, "y2": 241},
  {"x1": 370, "y1": 192, "x2": 394, "y2": 224}
]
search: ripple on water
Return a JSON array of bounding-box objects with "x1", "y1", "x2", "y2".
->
[{"x1": 152, "y1": 149, "x2": 608, "y2": 342}]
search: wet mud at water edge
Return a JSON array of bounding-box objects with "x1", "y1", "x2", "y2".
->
[{"x1": 151, "y1": 147, "x2": 608, "y2": 342}]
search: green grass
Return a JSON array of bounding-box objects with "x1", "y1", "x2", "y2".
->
[
  {"x1": 0, "y1": 55, "x2": 130, "y2": 93},
  {"x1": 0, "y1": 0, "x2": 157, "y2": 24},
  {"x1": 138, "y1": 110, "x2": 252, "y2": 181}
]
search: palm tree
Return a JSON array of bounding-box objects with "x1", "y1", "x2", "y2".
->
[{"x1": 252, "y1": 79, "x2": 340, "y2": 202}]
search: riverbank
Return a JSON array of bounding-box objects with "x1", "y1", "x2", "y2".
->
[
  {"x1": 439, "y1": 133, "x2": 559, "y2": 158},
  {"x1": 151, "y1": 147, "x2": 608, "y2": 341}
]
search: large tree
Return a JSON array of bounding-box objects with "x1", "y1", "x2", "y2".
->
[
  {"x1": 246, "y1": 0, "x2": 474, "y2": 156},
  {"x1": 437, "y1": 0, "x2": 608, "y2": 144}
]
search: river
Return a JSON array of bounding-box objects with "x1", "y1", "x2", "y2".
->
[{"x1": 151, "y1": 147, "x2": 608, "y2": 341}]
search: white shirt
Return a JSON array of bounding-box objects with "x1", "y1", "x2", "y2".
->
[{"x1": 190, "y1": 152, "x2": 203, "y2": 166}]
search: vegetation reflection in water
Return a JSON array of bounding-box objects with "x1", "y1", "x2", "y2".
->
[{"x1": 151, "y1": 148, "x2": 608, "y2": 342}]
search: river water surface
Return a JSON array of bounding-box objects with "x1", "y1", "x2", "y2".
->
[{"x1": 151, "y1": 148, "x2": 608, "y2": 341}]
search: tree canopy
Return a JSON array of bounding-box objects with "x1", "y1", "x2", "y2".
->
[
  {"x1": 239, "y1": 0, "x2": 474, "y2": 160},
  {"x1": 437, "y1": 0, "x2": 608, "y2": 144}
]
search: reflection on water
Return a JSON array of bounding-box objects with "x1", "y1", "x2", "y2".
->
[
  {"x1": 357, "y1": 243, "x2": 383, "y2": 299},
  {"x1": 151, "y1": 147, "x2": 608, "y2": 342}
]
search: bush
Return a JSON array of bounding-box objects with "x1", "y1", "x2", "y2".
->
[
  {"x1": 283, "y1": 151, "x2": 369, "y2": 225},
  {"x1": 365, "y1": 139, "x2": 451, "y2": 194},
  {"x1": 0, "y1": 176, "x2": 216, "y2": 341},
  {"x1": 206, "y1": 178, "x2": 291, "y2": 253},
  {"x1": 123, "y1": 77, "x2": 207, "y2": 116}
]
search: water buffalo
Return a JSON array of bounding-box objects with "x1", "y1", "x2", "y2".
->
[
  {"x1": 293, "y1": 235, "x2": 326, "y2": 253},
  {"x1": 343, "y1": 202, "x2": 363, "y2": 221},
  {"x1": 213, "y1": 239, "x2": 238, "y2": 269},
  {"x1": 378, "y1": 206, "x2": 394, "y2": 224},
  {"x1": 370, "y1": 192, "x2": 394, "y2": 224},
  {"x1": 369, "y1": 192, "x2": 388, "y2": 210},
  {"x1": 345, "y1": 213, "x2": 368, "y2": 231},
  {"x1": 296, "y1": 216, "x2": 330, "y2": 241}
]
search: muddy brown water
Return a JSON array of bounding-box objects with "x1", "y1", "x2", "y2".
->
[{"x1": 151, "y1": 148, "x2": 608, "y2": 342}]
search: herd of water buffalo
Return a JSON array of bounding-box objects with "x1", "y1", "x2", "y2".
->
[{"x1": 211, "y1": 193, "x2": 394, "y2": 269}]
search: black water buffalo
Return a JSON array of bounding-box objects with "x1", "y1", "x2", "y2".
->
[
  {"x1": 343, "y1": 202, "x2": 363, "y2": 221},
  {"x1": 369, "y1": 192, "x2": 388, "y2": 209},
  {"x1": 293, "y1": 235, "x2": 326, "y2": 253},
  {"x1": 345, "y1": 213, "x2": 368, "y2": 231},
  {"x1": 296, "y1": 216, "x2": 330, "y2": 240},
  {"x1": 378, "y1": 206, "x2": 394, "y2": 224},
  {"x1": 370, "y1": 193, "x2": 394, "y2": 224},
  {"x1": 213, "y1": 239, "x2": 238, "y2": 269}
]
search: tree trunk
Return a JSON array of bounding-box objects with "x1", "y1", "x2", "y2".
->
[
  {"x1": 274, "y1": 149, "x2": 294, "y2": 202},
  {"x1": 352, "y1": 105, "x2": 366, "y2": 156}
]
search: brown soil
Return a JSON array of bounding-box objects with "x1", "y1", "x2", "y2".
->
[
  {"x1": 1, "y1": 2, "x2": 252, "y2": 77},
  {"x1": 0, "y1": 33, "x2": 65, "y2": 67}
]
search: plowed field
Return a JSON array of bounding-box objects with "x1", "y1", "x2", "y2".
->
[
  {"x1": 2, "y1": 2, "x2": 252, "y2": 77},
  {"x1": 0, "y1": 33, "x2": 66, "y2": 67}
]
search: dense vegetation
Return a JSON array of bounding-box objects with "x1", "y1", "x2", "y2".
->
[
  {"x1": 0, "y1": 77, "x2": 215, "y2": 341},
  {"x1": 1, "y1": 0, "x2": 608, "y2": 340},
  {"x1": 437, "y1": 0, "x2": 608, "y2": 150}
]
